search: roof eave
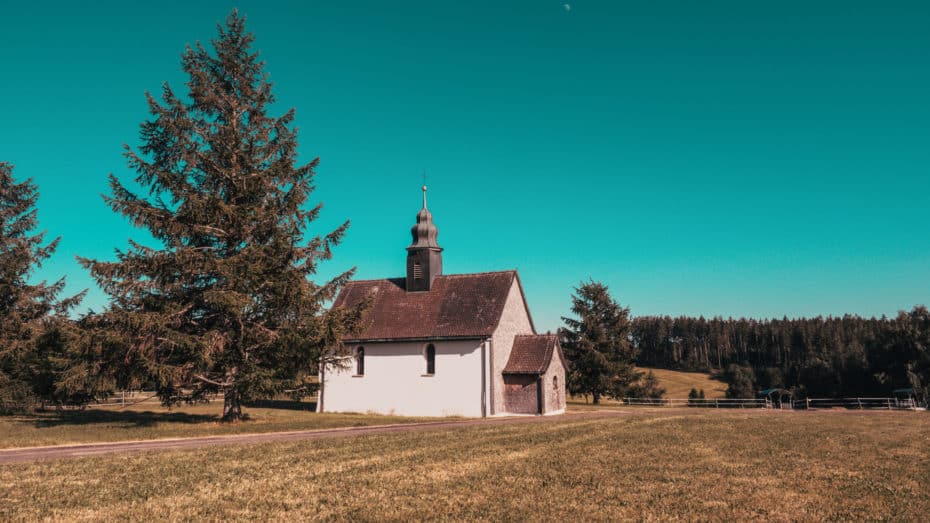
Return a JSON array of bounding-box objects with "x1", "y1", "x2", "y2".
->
[{"x1": 343, "y1": 335, "x2": 492, "y2": 344}]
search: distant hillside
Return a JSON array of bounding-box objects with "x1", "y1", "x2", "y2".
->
[
  {"x1": 632, "y1": 310, "x2": 930, "y2": 399},
  {"x1": 636, "y1": 367, "x2": 727, "y2": 399}
]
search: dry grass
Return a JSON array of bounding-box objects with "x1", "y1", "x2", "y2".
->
[
  {"x1": 2, "y1": 409, "x2": 927, "y2": 520},
  {"x1": 638, "y1": 367, "x2": 728, "y2": 398},
  {"x1": 0, "y1": 401, "x2": 439, "y2": 450}
]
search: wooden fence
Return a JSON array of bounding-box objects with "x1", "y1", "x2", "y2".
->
[
  {"x1": 621, "y1": 398, "x2": 769, "y2": 408},
  {"x1": 620, "y1": 397, "x2": 923, "y2": 410},
  {"x1": 793, "y1": 397, "x2": 920, "y2": 410},
  {"x1": 93, "y1": 390, "x2": 222, "y2": 407}
]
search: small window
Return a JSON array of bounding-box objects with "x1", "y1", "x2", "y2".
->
[
  {"x1": 413, "y1": 262, "x2": 423, "y2": 280},
  {"x1": 425, "y1": 344, "x2": 435, "y2": 375},
  {"x1": 553, "y1": 375, "x2": 558, "y2": 391},
  {"x1": 356, "y1": 347, "x2": 365, "y2": 376}
]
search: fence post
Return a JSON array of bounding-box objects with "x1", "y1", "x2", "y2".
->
[
  {"x1": 806, "y1": 398, "x2": 810, "y2": 410},
  {"x1": 714, "y1": 399, "x2": 718, "y2": 409},
  {"x1": 857, "y1": 398, "x2": 862, "y2": 409}
]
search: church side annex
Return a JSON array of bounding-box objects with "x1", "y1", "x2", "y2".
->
[{"x1": 319, "y1": 186, "x2": 566, "y2": 417}]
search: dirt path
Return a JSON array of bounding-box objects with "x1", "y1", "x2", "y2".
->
[{"x1": 0, "y1": 410, "x2": 626, "y2": 465}]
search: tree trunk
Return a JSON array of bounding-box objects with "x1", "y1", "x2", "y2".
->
[
  {"x1": 221, "y1": 366, "x2": 243, "y2": 422},
  {"x1": 592, "y1": 392, "x2": 600, "y2": 405},
  {"x1": 222, "y1": 387, "x2": 242, "y2": 422},
  {"x1": 318, "y1": 358, "x2": 326, "y2": 413}
]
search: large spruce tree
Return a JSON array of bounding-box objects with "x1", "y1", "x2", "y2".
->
[
  {"x1": 0, "y1": 162, "x2": 83, "y2": 412},
  {"x1": 560, "y1": 280, "x2": 641, "y2": 404},
  {"x1": 80, "y1": 11, "x2": 361, "y2": 421}
]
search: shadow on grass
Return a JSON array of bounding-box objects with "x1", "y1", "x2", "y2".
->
[
  {"x1": 29, "y1": 409, "x2": 218, "y2": 428},
  {"x1": 244, "y1": 399, "x2": 318, "y2": 411}
]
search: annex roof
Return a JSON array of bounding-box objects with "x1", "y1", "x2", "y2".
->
[
  {"x1": 502, "y1": 334, "x2": 565, "y2": 375},
  {"x1": 334, "y1": 270, "x2": 532, "y2": 342}
]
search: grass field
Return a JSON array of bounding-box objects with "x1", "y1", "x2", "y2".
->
[
  {"x1": 2, "y1": 409, "x2": 927, "y2": 520},
  {"x1": 0, "y1": 401, "x2": 438, "y2": 450},
  {"x1": 639, "y1": 367, "x2": 728, "y2": 398}
]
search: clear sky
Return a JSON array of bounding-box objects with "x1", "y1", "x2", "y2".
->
[{"x1": 1, "y1": 1, "x2": 928, "y2": 332}]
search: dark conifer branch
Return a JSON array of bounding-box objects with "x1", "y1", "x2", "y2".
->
[
  {"x1": 0, "y1": 162, "x2": 86, "y2": 412},
  {"x1": 78, "y1": 11, "x2": 364, "y2": 420}
]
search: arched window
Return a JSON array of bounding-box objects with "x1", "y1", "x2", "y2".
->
[
  {"x1": 356, "y1": 347, "x2": 365, "y2": 376},
  {"x1": 553, "y1": 375, "x2": 558, "y2": 391},
  {"x1": 425, "y1": 344, "x2": 436, "y2": 375}
]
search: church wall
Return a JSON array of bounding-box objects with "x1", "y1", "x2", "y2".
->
[
  {"x1": 541, "y1": 348, "x2": 567, "y2": 414},
  {"x1": 490, "y1": 280, "x2": 535, "y2": 415},
  {"x1": 320, "y1": 339, "x2": 484, "y2": 417}
]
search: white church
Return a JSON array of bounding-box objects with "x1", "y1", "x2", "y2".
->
[{"x1": 318, "y1": 186, "x2": 566, "y2": 417}]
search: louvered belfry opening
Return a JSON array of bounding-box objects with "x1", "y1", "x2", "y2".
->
[{"x1": 406, "y1": 185, "x2": 443, "y2": 292}]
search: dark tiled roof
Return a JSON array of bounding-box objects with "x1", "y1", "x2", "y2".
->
[
  {"x1": 334, "y1": 271, "x2": 524, "y2": 342},
  {"x1": 502, "y1": 334, "x2": 563, "y2": 375}
]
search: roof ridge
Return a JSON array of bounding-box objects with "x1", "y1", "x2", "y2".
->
[
  {"x1": 343, "y1": 270, "x2": 518, "y2": 285},
  {"x1": 440, "y1": 270, "x2": 517, "y2": 278},
  {"x1": 340, "y1": 277, "x2": 403, "y2": 284}
]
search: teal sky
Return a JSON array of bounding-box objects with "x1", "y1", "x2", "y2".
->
[{"x1": 2, "y1": 1, "x2": 928, "y2": 332}]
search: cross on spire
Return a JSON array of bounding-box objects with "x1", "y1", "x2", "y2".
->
[{"x1": 421, "y1": 171, "x2": 428, "y2": 209}]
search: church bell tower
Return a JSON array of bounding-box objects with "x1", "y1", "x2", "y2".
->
[{"x1": 406, "y1": 185, "x2": 443, "y2": 292}]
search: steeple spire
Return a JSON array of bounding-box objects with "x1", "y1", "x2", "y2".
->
[
  {"x1": 406, "y1": 184, "x2": 443, "y2": 291},
  {"x1": 409, "y1": 185, "x2": 441, "y2": 249}
]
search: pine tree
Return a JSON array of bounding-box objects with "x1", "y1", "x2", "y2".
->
[
  {"x1": 79, "y1": 11, "x2": 362, "y2": 421},
  {"x1": 0, "y1": 162, "x2": 83, "y2": 413},
  {"x1": 560, "y1": 280, "x2": 640, "y2": 404},
  {"x1": 628, "y1": 369, "x2": 665, "y2": 399},
  {"x1": 688, "y1": 387, "x2": 699, "y2": 406},
  {"x1": 723, "y1": 363, "x2": 756, "y2": 398}
]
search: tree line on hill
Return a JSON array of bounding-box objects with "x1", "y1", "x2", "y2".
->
[
  {"x1": 557, "y1": 281, "x2": 928, "y2": 406},
  {"x1": 630, "y1": 312, "x2": 930, "y2": 401}
]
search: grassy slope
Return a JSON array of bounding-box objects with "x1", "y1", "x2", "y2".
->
[
  {"x1": 569, "y1": 367, "x2": 728, "y2": 407},
  {"x1": 1, "y1": 410, "x2": 927, "y2": 520},
  {"x1": 0, "y1": 402, "x2": 439, "y2": 450},
  {"x1": 638, "y1": 367, "x2": 728, "y2": 398}
]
